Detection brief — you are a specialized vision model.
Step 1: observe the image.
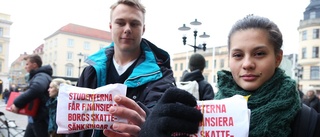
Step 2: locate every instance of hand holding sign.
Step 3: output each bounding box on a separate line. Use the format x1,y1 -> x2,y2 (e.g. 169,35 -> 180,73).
103,95 -> 146,137
139,87 -> 203,137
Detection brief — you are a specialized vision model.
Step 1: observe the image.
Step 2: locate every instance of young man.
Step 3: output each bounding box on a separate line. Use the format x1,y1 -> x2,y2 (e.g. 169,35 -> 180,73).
11,54 -> 52,137
68,0 -> 175,137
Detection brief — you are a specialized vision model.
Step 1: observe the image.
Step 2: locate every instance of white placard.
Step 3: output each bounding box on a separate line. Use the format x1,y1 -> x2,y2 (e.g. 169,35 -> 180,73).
56,84 -> 127,134
195,95 -> 250,137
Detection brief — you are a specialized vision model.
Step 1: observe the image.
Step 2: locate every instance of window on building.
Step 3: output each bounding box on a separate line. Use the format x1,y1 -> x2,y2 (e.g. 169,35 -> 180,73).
67,39 -> 74,47
302,30 -> 307,41
175,63 -> 177,71
214,59 -> 216,68
313,29 -> 320,39
53,65 -> 56,76
0,61 -> 2,72
0,44 -> 2,53
180,63 -> 183,71
302,48 -> 306,59
310,11 -> 316,19
54,51 -> 57,61
205,60 -> 209,69
0,27 -> 3,36
310,66 -> 320,80
204,75 -> 208,81
220,59 -> 224,68
312,47 -> 319,58
65,64 -> 74,77
67,52 -> 73,60
83,42 -> 90,50
54,38 -> 58,46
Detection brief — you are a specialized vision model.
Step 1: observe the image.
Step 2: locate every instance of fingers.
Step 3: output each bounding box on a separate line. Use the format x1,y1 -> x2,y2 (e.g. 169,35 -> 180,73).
110,95 -> 146,126
103,129 -> 131,137
103,122 -> 140,137
107,95 -> 145,136
160,87 -> 197,107
10,105 -> 19,113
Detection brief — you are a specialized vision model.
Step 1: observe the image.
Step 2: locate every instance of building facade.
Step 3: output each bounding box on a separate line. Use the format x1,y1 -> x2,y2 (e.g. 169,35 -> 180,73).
43,23 -> 112,78
0,13 -> 13,91
8,23 -> 112,86
298,0 -> 320,92
9,53 -> 28,91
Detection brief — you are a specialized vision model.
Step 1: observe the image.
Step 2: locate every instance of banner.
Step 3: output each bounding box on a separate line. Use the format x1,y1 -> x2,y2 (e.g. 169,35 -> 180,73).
56,84 -> 127,134
195,95 -> 250,137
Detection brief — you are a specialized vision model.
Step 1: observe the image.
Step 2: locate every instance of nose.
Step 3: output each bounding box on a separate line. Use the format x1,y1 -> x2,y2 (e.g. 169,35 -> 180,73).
242,57 -> 255,70
124,24 -> 132,34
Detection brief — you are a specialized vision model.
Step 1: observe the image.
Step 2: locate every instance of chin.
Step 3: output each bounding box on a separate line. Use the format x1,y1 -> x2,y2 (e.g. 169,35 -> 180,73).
240,84 -> 259,92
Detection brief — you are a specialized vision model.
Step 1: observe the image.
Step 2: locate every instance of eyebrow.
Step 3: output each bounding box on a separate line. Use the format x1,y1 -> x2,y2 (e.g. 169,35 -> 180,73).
231,45 -> 267,52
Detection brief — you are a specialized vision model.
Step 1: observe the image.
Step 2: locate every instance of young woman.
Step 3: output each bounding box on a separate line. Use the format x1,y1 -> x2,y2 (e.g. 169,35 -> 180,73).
47,78 -> 71,137
213,15 -> 320,137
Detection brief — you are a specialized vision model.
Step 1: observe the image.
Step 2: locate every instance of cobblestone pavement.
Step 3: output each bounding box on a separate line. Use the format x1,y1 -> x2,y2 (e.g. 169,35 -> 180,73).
0,99 -> 27,137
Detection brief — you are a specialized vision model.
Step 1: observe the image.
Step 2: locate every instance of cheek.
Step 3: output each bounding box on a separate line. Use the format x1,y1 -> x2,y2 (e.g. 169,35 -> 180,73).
229,60 -> 241,71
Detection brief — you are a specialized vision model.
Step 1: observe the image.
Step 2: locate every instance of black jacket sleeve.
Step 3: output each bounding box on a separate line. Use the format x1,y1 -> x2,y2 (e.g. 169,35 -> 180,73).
13,73 -> 51,108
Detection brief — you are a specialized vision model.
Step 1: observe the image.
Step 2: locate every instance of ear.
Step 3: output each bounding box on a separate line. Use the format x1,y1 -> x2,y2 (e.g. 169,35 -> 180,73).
275,50 -> 283,67
109,22 -> 112,30
142,24 -> 145,35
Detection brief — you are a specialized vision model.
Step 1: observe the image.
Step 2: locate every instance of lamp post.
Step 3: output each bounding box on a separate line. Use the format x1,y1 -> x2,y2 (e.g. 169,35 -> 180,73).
178,19 -> 210,53
294,64 -> 303,90
78,52 -> 84,77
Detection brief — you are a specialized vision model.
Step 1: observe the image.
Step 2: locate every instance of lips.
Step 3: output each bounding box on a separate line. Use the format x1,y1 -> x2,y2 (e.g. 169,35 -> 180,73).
239,74 -> 260,81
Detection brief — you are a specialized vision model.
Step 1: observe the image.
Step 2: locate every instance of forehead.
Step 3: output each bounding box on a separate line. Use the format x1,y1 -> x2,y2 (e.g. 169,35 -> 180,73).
229,29 -> 272,51
111,4 -> 143,21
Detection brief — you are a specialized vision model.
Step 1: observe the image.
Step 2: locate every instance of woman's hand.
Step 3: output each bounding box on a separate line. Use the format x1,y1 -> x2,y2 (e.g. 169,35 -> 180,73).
103,95 -> 146,137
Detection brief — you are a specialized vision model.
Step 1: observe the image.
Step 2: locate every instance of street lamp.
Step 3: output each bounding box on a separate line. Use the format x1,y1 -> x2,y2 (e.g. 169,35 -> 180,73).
78,52 -> 84,77
294,64 -> 303,90
178,19 -> 210,53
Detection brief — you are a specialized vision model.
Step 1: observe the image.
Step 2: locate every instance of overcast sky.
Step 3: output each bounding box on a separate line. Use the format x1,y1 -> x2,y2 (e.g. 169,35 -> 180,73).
0,0 -> 310,65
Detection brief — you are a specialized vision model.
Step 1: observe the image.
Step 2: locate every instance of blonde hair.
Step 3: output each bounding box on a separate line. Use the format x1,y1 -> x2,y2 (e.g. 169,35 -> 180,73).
110,0 -> 146,22
51,78 -> 71,91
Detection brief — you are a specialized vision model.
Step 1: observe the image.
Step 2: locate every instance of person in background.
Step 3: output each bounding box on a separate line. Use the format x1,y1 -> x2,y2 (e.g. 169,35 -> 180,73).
11,54 -> 52,137
66,0 -> 177,137
213,14 -> 320,137
47,78 -> 71,137
303,89 -> 320,113
180,53 -> 214,100
2,88 -> 9,104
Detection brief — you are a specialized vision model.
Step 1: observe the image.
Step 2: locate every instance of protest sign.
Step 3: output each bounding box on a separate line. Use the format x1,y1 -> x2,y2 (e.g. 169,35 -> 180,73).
195,95 -> 250,137
56,83 -> 127,134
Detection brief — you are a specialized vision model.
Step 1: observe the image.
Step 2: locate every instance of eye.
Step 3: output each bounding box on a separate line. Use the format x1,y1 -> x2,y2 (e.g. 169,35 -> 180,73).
254,51 -> 266,57
115,21 -> 125,26
232,53 -> 243,58
130,21 -> 141,27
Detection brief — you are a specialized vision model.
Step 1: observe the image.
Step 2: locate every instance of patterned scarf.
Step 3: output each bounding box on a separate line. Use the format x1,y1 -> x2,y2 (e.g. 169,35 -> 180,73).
215,68 -> 301,137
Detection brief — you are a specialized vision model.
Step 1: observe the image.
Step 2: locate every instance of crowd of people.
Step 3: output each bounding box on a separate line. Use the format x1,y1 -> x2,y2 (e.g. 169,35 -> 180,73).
2,0 -> 320,137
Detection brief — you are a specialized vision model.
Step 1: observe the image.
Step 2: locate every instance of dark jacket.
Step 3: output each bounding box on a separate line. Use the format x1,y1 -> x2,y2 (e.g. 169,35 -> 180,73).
181,69 -> 214,100
303,95 -> 320,113
46,98 -> 58,133
67,38 -> 175,137
291,104 -> 320,137
13,65 -> 52,122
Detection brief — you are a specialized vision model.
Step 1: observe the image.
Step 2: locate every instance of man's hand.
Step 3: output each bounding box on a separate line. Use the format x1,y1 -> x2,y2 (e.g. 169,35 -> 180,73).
10,104 -> 20,113
103,95 -> 146,137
